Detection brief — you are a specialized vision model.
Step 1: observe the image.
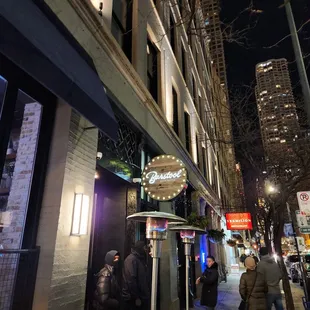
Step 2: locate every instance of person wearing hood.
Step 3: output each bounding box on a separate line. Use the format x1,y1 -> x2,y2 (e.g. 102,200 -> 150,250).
94,250 -> 121,310
122,241 -> 150,309
239,256 -> 267,310
257,247 -> 283,310
196,256 -> 219,310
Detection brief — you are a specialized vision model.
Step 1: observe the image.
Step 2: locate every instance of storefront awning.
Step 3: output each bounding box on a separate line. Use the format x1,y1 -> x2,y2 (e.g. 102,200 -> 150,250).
0,0 -> 118,141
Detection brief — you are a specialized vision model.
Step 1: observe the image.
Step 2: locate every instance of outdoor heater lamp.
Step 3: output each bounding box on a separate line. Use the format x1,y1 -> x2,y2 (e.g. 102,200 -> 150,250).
126,211 -> 186,310
169,225 -> 207,310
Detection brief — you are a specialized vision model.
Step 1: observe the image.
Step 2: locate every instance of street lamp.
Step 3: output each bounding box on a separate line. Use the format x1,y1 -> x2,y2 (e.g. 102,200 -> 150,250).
127,211 -> 186,310
267,185 -> 276,194
169,225 -> 206,310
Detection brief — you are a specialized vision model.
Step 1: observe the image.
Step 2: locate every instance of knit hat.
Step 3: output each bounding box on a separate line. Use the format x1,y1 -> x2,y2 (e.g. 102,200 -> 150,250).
259,247 -> 269,256
245,257 -> 256,270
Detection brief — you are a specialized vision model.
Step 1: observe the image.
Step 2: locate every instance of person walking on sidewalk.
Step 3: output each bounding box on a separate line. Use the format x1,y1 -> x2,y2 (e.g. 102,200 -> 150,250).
257,247 -> 283,310
122,241 -> 150,310
196,255 -> 219,310
239,256 -> 268,310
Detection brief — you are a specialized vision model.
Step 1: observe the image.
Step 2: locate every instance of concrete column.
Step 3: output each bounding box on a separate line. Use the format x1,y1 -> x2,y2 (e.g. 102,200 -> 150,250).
159,201 -> 179,310
33,101 -> 98,310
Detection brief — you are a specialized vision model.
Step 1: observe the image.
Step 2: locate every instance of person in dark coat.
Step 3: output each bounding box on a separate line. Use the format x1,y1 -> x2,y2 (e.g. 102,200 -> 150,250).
122,241 -> 150,310
94,250 -> 121,310
196,255 -> 219,310
239,257 -> 268,310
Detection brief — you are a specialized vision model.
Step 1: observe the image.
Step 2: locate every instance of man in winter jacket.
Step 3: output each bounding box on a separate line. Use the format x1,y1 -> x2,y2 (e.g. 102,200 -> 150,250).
122,241 -> 150,310
94,250 -> 121,310
257,247 -> 283,310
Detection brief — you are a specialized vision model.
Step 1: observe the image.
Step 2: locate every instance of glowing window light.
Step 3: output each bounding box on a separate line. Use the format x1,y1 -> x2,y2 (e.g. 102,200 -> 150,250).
71,193 -> 90,236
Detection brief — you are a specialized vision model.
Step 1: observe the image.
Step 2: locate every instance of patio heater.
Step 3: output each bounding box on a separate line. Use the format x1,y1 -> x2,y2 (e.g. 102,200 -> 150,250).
127,211 -> 186,310
169,225 -> 206,310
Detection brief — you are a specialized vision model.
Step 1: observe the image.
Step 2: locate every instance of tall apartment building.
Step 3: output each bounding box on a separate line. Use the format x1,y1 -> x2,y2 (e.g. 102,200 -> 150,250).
0,1 -> 240,309
201,0 -> 228,92
255,58 -> 299,165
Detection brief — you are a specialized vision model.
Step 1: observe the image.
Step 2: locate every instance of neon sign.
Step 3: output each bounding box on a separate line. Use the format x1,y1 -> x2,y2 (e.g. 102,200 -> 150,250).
146,170 -> 183,184
142,155 -> 187,201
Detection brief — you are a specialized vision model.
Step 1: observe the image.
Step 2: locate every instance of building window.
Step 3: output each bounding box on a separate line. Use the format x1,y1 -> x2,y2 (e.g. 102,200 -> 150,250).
196,134 -> 200,166
178,0 -> 183,17
112,0 -> 132,61
191,74 -> 197,108
202,147 -> 207,178
181,45 -> 186,80
172,87 -> 179,135
184,111 -> 191,153
147,37 -> 159,103
170,12 -> 176,54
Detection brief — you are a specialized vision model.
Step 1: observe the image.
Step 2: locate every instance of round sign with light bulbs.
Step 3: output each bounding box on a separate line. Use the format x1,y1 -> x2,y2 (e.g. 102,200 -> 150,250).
142,155 -> 187,201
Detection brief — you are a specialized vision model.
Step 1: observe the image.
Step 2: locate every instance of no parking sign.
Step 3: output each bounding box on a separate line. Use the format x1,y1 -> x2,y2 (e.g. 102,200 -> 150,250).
297,192 -> 310,213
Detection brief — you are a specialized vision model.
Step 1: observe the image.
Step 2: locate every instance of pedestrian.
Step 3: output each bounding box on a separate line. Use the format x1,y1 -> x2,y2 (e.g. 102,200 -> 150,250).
251,253 -> 259,265
196,255 -> 219,310
239,256 -> 268,310
240,253 -> 247,264
122,241 -> 150,310
94,250 -> 121,310
257,247 -> 283,310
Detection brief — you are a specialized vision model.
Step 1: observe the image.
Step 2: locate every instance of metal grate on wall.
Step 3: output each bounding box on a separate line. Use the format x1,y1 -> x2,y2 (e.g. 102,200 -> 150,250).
98,114 -> 139,166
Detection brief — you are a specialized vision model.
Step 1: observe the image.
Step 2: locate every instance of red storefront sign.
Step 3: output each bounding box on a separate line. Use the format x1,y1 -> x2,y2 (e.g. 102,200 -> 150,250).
225,213 -> 253,230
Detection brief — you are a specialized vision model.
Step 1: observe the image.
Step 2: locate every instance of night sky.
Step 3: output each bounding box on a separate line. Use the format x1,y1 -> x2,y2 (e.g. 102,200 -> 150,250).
221,0 -> 310,209
222,0 -> 309,89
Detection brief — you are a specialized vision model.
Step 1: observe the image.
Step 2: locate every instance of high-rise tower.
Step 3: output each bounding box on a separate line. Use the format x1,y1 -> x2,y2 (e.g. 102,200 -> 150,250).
255,58 -> 299,165
201,0 -> 228,92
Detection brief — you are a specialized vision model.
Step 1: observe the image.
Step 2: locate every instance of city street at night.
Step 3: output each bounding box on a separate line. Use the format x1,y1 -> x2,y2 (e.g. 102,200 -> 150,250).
0,0 -> 309,310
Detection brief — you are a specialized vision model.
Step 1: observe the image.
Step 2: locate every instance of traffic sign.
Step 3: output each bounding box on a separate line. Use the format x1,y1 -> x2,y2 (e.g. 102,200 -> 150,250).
296,210 -> 310,234
297,191 -> 310,213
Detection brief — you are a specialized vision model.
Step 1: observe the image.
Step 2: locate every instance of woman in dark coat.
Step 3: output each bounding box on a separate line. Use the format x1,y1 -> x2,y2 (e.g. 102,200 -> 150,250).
196,256 -> 219,310
239,257 -> 268,310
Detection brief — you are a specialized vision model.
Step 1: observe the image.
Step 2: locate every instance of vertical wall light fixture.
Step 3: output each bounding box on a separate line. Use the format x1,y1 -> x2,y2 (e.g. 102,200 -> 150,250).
71,193 -> 90,236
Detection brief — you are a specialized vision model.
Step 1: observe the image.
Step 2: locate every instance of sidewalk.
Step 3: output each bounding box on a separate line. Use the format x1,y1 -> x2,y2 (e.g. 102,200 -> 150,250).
193,272 -> 305,309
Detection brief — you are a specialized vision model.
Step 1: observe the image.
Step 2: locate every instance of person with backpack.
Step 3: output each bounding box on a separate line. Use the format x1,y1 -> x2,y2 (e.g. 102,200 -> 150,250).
239,256 -> 268,310
94,250 -> 121,310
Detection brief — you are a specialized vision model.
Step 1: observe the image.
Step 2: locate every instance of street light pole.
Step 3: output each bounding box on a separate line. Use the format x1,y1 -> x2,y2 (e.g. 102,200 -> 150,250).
286,202 -> 309,301
284,0 -> 310,125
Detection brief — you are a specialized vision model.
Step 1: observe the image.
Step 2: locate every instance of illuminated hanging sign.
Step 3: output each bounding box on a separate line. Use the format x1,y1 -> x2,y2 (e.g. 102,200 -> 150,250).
225,213 -> 253,230
142,155 -> 187,201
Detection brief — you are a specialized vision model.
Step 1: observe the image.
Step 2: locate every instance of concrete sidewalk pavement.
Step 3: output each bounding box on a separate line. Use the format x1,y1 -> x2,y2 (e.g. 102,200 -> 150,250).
194,273 -> 305,310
